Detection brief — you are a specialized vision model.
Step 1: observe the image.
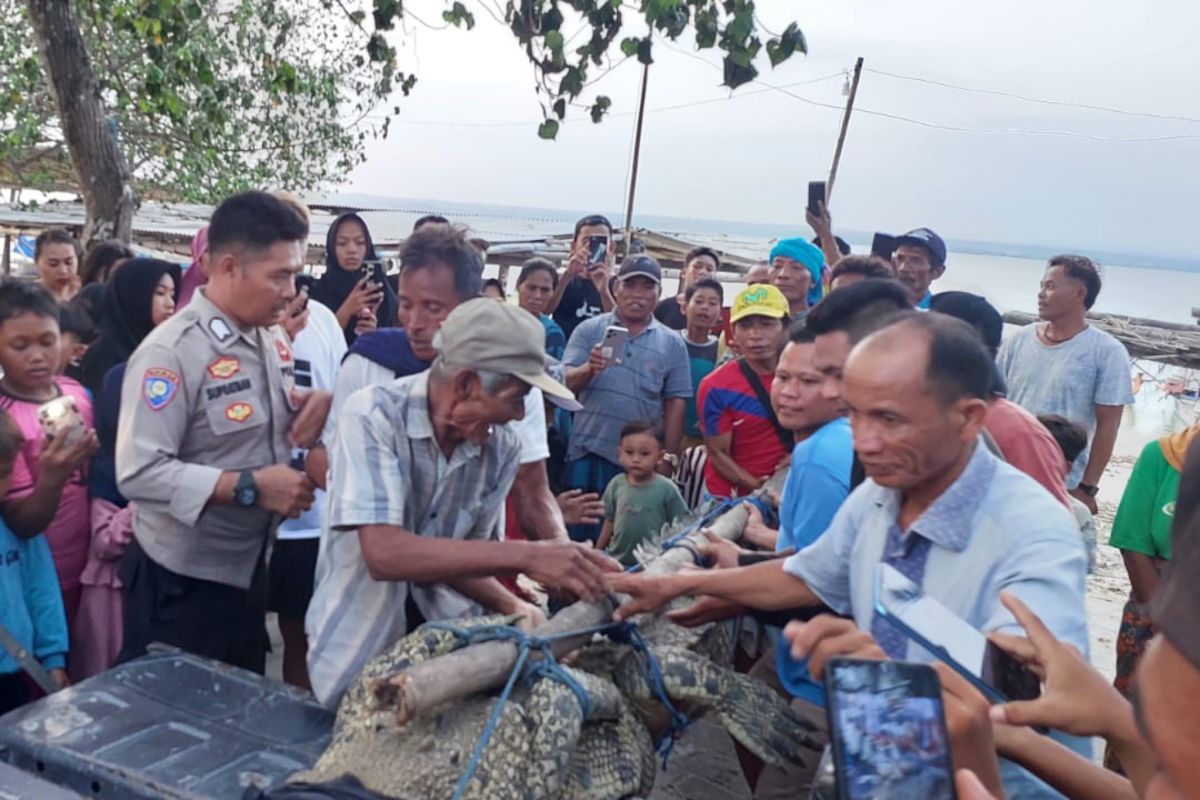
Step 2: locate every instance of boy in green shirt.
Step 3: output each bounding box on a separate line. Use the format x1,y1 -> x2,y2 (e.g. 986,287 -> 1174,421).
599,422 -> 689,567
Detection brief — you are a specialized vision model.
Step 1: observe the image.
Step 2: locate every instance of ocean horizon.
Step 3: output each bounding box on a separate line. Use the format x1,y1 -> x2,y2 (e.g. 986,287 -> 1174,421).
321,191 -> 1200,274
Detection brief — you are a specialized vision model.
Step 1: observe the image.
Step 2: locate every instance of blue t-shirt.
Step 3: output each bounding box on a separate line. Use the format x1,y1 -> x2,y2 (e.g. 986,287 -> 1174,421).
774,417 -> 854,705
0,517 -> 68,675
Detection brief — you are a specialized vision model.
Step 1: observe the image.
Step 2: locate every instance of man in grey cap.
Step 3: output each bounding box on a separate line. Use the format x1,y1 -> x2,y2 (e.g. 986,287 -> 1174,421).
562,254 -> 693,543
305,298 -> 619,708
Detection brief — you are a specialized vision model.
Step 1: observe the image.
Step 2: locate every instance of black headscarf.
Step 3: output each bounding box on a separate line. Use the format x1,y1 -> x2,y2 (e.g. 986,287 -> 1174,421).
79,257 -> 181,396
310,212 -> 397,345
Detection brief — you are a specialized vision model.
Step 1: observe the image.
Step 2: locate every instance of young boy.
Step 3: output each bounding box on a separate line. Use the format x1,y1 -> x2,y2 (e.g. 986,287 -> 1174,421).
598,421 -> 689,567
679,278 -> 722,450
0,407 -> 69,713
1039,414 -> 1098,572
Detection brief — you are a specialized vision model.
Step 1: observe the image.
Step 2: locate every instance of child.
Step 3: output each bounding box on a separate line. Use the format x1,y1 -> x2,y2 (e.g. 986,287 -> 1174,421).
57,300 -> 96,385
598,422 -> 689,567
679,278 -> 722,452
0,407 -> 69,713
1038,414 -> 1098,573
0,282 -> 98,633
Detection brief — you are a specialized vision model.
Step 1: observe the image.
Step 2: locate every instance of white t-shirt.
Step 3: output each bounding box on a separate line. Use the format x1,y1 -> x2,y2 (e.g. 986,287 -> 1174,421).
330,351 -> 548,465
276,301 -> 347,540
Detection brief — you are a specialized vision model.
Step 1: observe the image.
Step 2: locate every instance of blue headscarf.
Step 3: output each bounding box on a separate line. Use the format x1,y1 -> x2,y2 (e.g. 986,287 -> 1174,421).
769,238 -> 826,306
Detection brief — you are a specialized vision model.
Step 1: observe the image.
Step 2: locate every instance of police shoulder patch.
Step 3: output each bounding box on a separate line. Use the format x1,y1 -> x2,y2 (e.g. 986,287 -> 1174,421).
225,401 -> 254,423
207,355 -> 241,380
143,368 -> 181,411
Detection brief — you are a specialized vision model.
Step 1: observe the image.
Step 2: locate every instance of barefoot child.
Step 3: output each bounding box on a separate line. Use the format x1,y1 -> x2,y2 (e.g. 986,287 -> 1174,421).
0,282 -> 99,633
0,407 -> 69,713
598,421 -> 689,567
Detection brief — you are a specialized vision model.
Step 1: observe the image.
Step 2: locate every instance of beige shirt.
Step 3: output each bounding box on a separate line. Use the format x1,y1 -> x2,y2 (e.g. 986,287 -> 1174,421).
117,289 -> 297,589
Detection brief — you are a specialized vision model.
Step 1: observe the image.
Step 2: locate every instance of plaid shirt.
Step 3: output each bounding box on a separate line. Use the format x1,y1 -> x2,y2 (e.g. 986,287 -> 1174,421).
306,371 -> 520,707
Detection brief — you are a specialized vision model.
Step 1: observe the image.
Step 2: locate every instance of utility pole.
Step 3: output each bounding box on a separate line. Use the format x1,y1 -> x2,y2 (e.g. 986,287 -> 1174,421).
623,61 -> 650,254
827,57 -> 863,204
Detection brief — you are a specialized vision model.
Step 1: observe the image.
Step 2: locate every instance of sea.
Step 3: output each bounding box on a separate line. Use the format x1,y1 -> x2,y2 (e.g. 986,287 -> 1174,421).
375,194 -> 1200,456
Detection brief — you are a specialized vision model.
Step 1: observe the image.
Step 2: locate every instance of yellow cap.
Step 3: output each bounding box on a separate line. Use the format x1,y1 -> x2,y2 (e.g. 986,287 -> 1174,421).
730,284 -> 790,324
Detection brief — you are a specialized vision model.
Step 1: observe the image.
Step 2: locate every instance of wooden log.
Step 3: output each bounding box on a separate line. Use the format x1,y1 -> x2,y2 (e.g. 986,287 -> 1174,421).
1002,310 -> 1200,370
374,470 -> 789,724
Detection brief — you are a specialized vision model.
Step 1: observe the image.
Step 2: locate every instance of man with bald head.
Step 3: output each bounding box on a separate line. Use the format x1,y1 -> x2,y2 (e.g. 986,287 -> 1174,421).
611,313 -> 1089,793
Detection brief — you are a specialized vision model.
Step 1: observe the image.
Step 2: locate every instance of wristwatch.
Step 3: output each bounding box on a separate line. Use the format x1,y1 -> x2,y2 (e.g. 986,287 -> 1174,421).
1077,483 -> 1100,498
234,470 -> 259,508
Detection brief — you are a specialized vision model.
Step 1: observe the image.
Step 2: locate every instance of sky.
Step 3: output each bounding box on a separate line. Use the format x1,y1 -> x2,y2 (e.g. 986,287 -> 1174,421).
344,0 -> 1200,261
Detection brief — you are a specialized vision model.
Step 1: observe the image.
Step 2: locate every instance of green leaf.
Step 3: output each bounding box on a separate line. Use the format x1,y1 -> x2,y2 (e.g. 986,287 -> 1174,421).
589,95 -> 611,123
619,36 -> 640,57
537,118 -> 560,140
545,30 -> 564,54
442,2 -> 476,30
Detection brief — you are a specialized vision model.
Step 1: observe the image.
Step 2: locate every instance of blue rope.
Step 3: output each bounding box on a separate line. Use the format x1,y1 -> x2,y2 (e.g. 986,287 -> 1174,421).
427,617 -> 696,796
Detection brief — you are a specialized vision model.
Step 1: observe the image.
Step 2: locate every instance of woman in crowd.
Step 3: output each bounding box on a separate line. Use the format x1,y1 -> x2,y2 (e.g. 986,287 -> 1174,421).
75,240 -> 135,324
78,258 -> 181,397
34,229 -> 81,304
1103,422 -> 1195,768
309,212 -> 393,345
515,257 -> 566,360
75,258 -> 179,679
176,226 -> 209,308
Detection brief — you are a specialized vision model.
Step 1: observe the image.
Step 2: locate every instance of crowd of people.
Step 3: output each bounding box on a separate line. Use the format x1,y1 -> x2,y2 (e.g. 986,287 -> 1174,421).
0,190 -> 1197,800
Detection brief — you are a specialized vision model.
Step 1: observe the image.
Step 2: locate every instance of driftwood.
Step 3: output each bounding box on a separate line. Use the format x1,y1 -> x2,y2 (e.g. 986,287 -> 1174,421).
373,470 -> 788,724
1004,310 -> 1200,371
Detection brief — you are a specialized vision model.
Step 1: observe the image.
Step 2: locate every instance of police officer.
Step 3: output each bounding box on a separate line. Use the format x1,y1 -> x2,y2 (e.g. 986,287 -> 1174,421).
116,191 -> 330,673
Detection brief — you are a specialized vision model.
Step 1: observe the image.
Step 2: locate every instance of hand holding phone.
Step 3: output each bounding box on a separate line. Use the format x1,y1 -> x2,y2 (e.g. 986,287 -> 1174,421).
874,565 -> 1041,703
807,181 -> 827,217
586,235 -> 609,270
600,325 -> 629,365
825,658 -> 957,799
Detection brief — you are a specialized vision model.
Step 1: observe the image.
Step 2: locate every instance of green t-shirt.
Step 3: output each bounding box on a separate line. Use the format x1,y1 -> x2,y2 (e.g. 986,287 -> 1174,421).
682,334 -> 719,438
1110,440 -> 1179,559
602,473 -> 689,566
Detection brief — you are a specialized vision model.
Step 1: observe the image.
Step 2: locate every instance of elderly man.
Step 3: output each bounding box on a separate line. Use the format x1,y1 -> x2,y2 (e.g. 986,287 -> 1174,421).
306,300 -> 619,707
611,312 -> 1088,798
768,238 -> 825,323
563,254 -> 692,542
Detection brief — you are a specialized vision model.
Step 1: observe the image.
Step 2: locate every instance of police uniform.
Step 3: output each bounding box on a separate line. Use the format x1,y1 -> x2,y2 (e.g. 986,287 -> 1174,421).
115,288 -> 298,673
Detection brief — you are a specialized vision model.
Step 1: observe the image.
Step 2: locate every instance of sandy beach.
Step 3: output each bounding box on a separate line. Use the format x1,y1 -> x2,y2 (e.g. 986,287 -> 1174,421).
1086,453 -> 1137,681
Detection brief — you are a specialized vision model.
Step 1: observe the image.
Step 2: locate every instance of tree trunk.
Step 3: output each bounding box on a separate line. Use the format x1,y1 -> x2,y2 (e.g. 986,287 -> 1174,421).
25,0 -> 135,246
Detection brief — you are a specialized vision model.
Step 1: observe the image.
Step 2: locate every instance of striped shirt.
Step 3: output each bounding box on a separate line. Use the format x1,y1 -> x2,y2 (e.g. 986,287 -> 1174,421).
305,371 -> 521,708
563,312 -> 692,464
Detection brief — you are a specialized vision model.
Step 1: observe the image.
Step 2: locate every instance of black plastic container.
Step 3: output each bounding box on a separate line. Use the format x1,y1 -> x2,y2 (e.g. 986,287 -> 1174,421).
0,648 -> 333,798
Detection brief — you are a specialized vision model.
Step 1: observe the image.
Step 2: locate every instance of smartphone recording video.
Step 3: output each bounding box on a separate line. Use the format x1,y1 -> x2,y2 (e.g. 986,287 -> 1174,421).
825,658 -> 956,800
875,564 -> 1041,703
808,181 -> 827,216
586,234 -> 609,269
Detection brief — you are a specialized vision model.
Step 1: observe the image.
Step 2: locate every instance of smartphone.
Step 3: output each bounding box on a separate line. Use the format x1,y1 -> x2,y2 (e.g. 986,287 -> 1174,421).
37,395 -> 86,446
808,181 -> 827,216
871,232 -> 897,261
360,259 -> 384,286
586,234 -> 609,269
291,283 -> 310,318
875,564 -> 1041,703
825,658 -> 956,800
600,325 -> 629,365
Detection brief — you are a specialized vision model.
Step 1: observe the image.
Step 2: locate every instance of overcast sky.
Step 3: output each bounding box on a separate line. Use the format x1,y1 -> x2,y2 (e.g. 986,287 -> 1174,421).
345,0 -> 1200,260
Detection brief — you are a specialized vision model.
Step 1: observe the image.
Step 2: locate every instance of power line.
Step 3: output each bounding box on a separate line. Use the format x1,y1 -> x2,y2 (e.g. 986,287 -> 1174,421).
864,67 -> 1200,124
658,41 -> 1200,142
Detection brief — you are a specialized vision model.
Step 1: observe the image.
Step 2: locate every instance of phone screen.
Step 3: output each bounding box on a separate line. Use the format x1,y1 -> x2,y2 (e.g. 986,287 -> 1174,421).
875,564 -> 1041,702
825,658 -> 956,800
587,235 -> 608,268
808,181 -> 827,216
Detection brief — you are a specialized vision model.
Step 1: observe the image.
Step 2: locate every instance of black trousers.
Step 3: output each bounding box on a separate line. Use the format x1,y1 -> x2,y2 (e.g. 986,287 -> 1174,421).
117,540 -> 269,674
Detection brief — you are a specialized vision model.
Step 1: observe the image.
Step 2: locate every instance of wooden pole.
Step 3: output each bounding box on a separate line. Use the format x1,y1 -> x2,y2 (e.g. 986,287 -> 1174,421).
826,57 -> 864,204
373,469 -> 789,723
623,61 -> 651,254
